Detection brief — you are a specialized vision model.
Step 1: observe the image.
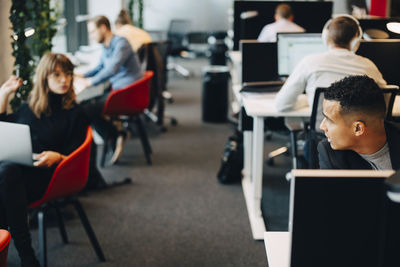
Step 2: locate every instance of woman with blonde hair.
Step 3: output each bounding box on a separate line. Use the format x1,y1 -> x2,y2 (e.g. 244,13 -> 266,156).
115,9 -> 152,52
0,52 -> 89,266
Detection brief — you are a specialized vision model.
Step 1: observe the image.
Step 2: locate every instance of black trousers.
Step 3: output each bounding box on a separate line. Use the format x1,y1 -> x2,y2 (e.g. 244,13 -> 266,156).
0,161 -> 53,260
81,91 -> 118,141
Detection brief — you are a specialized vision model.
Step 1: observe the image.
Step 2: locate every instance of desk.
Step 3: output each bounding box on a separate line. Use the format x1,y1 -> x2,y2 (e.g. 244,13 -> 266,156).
264,231 -> 290,267
74,78 -> 109,102
242,92 -> 310,239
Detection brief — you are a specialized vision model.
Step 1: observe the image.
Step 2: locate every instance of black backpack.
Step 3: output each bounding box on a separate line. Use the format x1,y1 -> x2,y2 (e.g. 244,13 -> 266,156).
217,131 -> 243,184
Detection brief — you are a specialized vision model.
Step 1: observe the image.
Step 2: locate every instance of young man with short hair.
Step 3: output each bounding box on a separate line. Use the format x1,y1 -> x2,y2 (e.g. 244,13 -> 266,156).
318,75 -> 400,170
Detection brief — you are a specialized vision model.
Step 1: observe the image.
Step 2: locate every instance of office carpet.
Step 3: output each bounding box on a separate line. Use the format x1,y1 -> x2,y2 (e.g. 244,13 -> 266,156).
6,58 -> 291,267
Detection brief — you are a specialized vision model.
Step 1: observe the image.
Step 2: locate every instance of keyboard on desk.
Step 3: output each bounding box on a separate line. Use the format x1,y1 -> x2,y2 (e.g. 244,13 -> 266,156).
240,81 -> 284,93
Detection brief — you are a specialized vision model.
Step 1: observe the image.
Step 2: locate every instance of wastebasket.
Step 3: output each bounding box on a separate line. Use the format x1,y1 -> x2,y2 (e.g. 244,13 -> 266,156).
208,32 -> 228,65
202,66 -> 230,122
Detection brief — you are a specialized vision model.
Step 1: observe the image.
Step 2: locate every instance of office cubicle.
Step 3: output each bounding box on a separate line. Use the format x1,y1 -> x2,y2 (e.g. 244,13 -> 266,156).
233,1 -> 333,50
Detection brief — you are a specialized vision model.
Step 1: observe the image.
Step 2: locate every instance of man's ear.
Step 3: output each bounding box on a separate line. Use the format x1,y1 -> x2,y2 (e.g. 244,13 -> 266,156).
353,121 -> 366,137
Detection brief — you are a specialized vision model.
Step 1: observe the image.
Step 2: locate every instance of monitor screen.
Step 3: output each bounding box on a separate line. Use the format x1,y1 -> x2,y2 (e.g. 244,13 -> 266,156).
289,169 -> 394,267
356,40 -> 400,85
233,1 -> 333,50
241,41 -> 278,83
277,33 -> 327,76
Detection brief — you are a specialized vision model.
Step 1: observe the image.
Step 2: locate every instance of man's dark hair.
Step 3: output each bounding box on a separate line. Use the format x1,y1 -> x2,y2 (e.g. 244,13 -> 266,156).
327,16 -> 359,48
90,15 -> 111,30
325,75 -> 386,118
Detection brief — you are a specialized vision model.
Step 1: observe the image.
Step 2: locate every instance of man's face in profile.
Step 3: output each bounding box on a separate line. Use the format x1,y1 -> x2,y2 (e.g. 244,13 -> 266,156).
320,99 -> 356,150
87,22 -> 105,44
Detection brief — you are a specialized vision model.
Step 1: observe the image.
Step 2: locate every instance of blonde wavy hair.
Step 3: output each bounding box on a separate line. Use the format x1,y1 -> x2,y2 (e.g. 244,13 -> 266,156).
29,53 -> 76,118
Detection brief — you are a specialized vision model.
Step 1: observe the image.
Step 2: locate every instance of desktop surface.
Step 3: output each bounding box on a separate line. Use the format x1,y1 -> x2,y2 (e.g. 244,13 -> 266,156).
277,33 -> 327,77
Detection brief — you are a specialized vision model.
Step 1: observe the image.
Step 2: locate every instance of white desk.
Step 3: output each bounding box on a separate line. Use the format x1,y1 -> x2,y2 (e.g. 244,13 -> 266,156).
242,92 -> 310,239
264,231 -> 290,267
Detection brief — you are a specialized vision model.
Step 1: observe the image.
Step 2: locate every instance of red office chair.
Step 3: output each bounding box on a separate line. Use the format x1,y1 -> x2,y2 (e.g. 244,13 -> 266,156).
101,70 -> 154,166
0,229 -> 11,267
29,127 -> 105,267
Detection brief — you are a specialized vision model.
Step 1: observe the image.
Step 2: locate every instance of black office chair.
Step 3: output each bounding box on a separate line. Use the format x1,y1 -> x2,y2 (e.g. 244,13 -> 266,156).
167,19 -> 192,78
137,41 -> 178,132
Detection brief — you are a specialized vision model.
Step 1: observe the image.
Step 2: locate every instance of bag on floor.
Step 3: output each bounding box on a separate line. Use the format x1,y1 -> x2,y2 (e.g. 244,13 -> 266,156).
217,131 -> 243,184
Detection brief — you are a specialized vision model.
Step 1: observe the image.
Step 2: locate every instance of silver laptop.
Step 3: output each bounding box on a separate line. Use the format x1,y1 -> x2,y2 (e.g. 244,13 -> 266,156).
0,121 -> 33,166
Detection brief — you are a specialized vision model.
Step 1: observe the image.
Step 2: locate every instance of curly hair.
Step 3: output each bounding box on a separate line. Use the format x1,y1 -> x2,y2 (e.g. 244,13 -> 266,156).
324,75 -> 386,118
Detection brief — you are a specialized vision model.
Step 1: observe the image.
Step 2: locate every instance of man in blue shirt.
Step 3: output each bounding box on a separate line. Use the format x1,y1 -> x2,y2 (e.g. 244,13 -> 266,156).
80,15 -> 143,164
81,15 -> 142,89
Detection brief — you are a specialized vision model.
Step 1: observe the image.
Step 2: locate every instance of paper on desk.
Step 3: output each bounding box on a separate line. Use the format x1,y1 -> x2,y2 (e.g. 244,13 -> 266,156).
73,77 -> 86,95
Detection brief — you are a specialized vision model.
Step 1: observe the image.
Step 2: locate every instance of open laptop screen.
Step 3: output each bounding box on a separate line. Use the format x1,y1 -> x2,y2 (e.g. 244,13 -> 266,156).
277,33 -> 327,77
240,40 -> 278,83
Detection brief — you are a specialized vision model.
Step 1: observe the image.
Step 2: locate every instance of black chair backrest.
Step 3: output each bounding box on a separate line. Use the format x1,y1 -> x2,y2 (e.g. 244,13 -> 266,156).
137,41 -> 171,110
307,88 -> 326,169
167,19 -> 191,54
384,88 -> 400,122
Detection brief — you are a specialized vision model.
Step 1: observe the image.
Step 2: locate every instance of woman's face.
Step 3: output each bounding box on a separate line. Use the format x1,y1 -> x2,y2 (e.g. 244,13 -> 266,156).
47,65 -> 72,94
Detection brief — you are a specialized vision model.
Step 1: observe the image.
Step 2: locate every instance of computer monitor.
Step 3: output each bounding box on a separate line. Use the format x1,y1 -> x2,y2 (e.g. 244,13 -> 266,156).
233,1 -> 333,50
240,40 -> 278,83
289,169 -> 395,267
277,33 -> 327,77
356,39 -> 400,85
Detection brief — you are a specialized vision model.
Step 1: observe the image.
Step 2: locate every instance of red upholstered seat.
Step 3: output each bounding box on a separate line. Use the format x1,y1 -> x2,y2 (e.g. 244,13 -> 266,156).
100,71 -> 154,166
0,229 -> 11,267
29,127 -> 105,267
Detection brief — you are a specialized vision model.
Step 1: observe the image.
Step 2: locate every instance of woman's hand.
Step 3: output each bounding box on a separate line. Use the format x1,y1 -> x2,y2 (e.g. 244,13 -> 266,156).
0,76 -> 22,96
33,151 -> 65,168
0,76 -> 22,114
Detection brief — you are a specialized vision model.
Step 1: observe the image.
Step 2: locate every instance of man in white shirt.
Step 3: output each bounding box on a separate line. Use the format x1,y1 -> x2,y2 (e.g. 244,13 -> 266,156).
274,16 -> 386,112
257,4 -> 305,42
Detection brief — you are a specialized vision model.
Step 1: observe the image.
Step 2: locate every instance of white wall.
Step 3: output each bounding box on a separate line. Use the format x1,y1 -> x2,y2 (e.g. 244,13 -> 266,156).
143,0 -> 233,32
0,0 -> 14,83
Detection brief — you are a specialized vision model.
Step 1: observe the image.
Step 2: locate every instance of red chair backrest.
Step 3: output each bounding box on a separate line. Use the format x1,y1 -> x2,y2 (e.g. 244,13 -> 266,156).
102,71 -> 154,116
0,229 -> 11,267
29,127 -> 93,208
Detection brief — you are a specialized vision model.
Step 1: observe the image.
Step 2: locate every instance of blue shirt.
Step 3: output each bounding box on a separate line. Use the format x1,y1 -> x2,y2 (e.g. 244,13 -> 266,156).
84,35 -> 143,90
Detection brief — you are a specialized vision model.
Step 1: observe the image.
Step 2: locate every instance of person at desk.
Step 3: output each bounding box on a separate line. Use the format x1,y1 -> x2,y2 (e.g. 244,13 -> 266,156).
0,53 -> 89,266
318,75 -> 400,170
115,9 -> 152,52
257,3 -> 305,42
274,15 -> 386,112
77,15 -> 143,164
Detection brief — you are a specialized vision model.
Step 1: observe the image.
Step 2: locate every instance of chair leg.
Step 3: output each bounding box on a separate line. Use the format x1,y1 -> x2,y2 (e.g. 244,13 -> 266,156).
38,210 -> 47,267
134,116 -> 152,165
100,135 -> 109,167
72,200 -> 106,262
290,131 -> 298,169
54,206 -> 68,244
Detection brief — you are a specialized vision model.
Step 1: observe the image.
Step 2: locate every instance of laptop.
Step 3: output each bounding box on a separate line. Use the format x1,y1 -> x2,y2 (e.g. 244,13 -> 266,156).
0,121 -> 34,166
240,40 -> 284,93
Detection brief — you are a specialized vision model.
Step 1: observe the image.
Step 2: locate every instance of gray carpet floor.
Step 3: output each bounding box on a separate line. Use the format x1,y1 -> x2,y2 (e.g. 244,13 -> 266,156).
6,58 -> 292,267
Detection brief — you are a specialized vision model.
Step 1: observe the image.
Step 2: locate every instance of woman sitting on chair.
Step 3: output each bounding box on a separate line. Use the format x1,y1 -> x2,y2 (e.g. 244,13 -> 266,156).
0,53 -> 89,267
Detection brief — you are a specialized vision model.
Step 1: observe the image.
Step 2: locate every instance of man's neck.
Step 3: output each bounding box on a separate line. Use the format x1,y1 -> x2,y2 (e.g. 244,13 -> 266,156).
103,32 -> 114,47
354,129 -> 387,155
